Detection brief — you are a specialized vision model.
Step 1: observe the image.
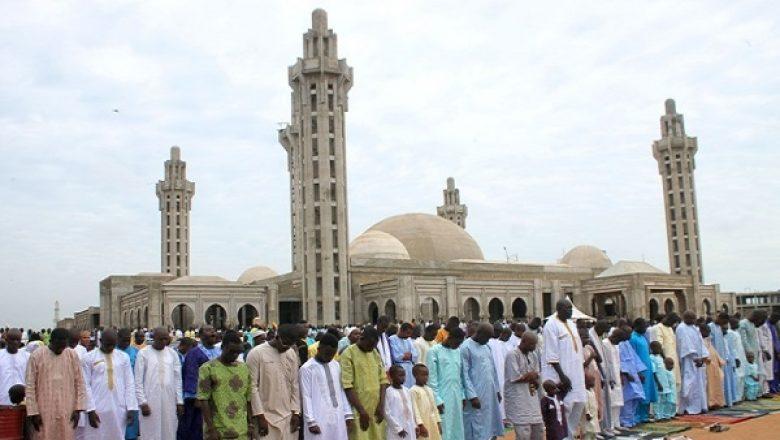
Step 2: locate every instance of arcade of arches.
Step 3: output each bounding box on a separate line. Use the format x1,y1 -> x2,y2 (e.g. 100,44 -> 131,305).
365,296 -> 530,324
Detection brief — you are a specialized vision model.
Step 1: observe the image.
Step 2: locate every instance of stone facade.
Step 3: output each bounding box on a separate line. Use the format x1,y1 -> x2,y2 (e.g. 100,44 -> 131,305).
652,100 -> 703,282
279,9 -> 352,325
73,306 -> 100,330
437,177 -> 468,228
156,146 -> 195,277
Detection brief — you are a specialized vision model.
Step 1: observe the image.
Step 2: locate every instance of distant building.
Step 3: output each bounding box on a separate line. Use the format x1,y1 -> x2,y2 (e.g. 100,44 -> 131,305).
735,290 -> 780,315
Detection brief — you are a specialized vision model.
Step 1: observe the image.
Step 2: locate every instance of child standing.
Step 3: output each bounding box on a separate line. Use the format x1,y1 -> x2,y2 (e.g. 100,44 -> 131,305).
385,365 -> 418,439
541,380 -> 568,440
409,364 -> 441,440
744,352 -> 761,401
654,357 -> 677,420
649,342 -> 673,420
580,372 -> 600,440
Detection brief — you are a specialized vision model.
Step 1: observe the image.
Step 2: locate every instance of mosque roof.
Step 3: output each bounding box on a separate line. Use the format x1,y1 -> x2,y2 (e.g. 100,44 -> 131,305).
237,266 -> 278,284
365,213 -> 484,262
596,260 -> 666,278
560,245 -> 612,270
165,275 -> 236,285
349,230 -> 410,260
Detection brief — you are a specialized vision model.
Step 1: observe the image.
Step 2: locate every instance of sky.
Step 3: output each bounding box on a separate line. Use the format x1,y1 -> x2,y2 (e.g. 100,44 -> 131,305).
1,0 -> 778,328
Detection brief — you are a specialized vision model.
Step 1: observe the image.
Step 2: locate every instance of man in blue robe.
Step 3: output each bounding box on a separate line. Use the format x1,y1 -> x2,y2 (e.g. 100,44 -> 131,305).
616,328 -> 645,428
118,328 -> 139,440
388,322 -> 418,388
428,328 -> 467,440
179,325 -> 221,440
768,314 -> 780,393
708,313 -> 736,406
629,319 -> 656,424
461,323 -> 504,440
676,311 -> 709,414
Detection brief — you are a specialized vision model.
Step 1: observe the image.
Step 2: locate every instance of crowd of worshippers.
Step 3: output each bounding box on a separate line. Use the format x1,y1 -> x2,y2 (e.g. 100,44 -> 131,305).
0,301 -> 778,440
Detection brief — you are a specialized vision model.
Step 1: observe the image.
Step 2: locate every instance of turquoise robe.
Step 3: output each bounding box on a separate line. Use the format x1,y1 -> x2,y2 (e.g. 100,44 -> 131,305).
460,338 -> 503,440
427,344 -> 465,440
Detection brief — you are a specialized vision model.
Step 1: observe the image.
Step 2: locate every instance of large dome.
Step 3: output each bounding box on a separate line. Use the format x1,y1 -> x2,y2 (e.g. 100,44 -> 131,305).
349,230 -> 410,260
237,266 -> 278,284
366,213 -> 484,262
560,245 -> 612,270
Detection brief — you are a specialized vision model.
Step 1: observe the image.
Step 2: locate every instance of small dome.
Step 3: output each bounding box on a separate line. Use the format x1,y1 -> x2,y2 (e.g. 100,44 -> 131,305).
560,245 -> 612,270
237,266 -> 278,284
350,230 -> 410,260
367,213 -> 484,262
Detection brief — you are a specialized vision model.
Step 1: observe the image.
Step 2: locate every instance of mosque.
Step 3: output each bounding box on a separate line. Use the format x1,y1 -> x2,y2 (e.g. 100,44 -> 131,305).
87,9 -> 735,330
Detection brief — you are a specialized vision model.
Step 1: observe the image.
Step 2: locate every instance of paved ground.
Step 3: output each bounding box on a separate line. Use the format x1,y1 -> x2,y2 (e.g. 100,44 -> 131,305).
686,411 -> 780,439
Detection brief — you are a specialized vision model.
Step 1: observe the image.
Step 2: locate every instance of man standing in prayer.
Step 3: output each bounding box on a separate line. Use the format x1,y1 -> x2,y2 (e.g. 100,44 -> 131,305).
25,327 -> 88,440
654,313 -> 681,405
629,319 -> 656,424
461,323 -> 503,440
413,324 -> 438,367
0,329 -> 29,405
676,312 -> 709,415
376,316 -> 393,372
427,328 -> 466,440
543,299 -> 586,439
180,325 -> 221,440
300,333 -> 353,440
708,313 -> 736,406
616,328 -> 645,428
117,328 -> 140,440
488,325 -> 512,421
601,326 -> 623,433
739,311 -> 761,382
504,332 -> 543,440
389,323 -> 418,388
340,326 -> 389,440
757,311 -> 775,395
81,329 -> 138,439
768,314 -> 780,393
198,330 -> 254,440
135,327 -> 183,440
726,317 -> 747,402
247,323 -> 301,439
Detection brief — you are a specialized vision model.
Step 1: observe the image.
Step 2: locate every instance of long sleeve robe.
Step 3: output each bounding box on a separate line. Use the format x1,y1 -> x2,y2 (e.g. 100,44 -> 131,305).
602,339 -> 623,408
246,343 -> 300,440
725,329 -> 747,402
757,322 -> 775,393
134,347 -> 183,440
460,338 -> 503,440
81,349 -> 138,440
487,337 -> 511,420
25,347 -> 87,440
655,324 -> 681,390
384,386 -> 417,440
542,318 -> 586,407
411,385 -> 441,440
299,357 -> 352,440
676,324 -> 708,415
413,337 -> 435,367
769,323 -> 780,392
426,345 -> 465,440
0,349 -> 29,405
340,344 -> 388,440
618,340 -> 645,404
389,335 -> 418,388
703,338 -> 726,408
708,323 -> 736,406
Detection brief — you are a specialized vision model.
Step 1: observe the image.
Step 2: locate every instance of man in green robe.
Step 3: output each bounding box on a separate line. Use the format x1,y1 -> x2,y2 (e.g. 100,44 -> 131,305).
340,326 -> 388,440
427,327 -> 466,440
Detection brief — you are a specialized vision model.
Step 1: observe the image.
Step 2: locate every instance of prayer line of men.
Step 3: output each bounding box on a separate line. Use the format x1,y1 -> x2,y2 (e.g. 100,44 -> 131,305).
1,301 -> 778,440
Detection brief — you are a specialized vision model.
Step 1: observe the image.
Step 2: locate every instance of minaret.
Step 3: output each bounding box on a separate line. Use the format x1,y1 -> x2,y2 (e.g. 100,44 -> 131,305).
437,177 -> 468,228
156,146 -> 195,277
54,300 -> 60,326
652,99 -> 703,283
279,9 -> 352,325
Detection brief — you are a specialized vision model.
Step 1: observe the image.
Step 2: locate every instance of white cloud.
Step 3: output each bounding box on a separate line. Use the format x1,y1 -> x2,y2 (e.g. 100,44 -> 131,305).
1,0 -> 778,327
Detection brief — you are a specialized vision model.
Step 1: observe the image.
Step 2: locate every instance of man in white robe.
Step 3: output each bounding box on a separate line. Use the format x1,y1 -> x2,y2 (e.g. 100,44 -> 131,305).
0,329 -> 29,405
70,329 -> 94,440
299,333 -> 353,440
134,328 -> 183,440
488,325 -> 512,421
676,312 -> 708,414
82,329 -> 138,440
757,311 -> 775,395
727,317 -> 747,402
543,299 -> 586,440
376,316 -> 393,371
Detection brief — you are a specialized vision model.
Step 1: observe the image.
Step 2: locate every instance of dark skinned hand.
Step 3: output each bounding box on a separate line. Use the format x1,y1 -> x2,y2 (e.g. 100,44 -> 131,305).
374,406 -> 384,424
290,413 -> 300,433
346,419 -> 355,433
358,410 -> 370,431
140,403 -> 151,417
437,404 -> 444,414
469,397 -> 481,409
497,392 -> 502,403
88,410 -> 100,428
70,410 -> 81,429
309,425 -> 322,434
28,415 -> 42,432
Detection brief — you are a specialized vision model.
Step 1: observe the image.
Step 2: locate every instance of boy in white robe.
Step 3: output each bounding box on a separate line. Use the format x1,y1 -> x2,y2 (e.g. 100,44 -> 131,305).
82,329 -> 138,440
757,314 -> 775,395
0,329 -> 29,405
299,334 -> 353,440
134,328 -> 183,440
385,365 -> 417,440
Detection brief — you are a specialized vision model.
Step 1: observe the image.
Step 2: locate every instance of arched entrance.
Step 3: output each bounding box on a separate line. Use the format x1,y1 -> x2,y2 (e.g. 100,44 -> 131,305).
171,304 -> 194,330
593,292 -> 625,318
237,304 -> 258,328
702,299 -> 711,316
488,298 -> 504,322
205,304 -> 227,329
143,306 -> 149,327
384,300 -> 396,320
421,297 -> 439,322
464,298 -> 480,321
664,298 -> 675,314
649,299 -> 659,320
721,303 -> 729,314
368,302 -> 379,324
512,298 -> 527,319
136,309 -> 141,329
